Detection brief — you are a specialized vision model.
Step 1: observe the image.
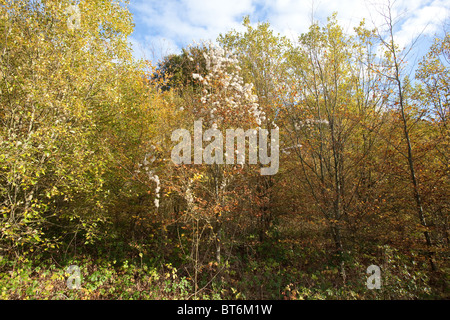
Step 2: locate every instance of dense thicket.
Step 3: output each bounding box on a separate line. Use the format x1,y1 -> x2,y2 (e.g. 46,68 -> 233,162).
0,1 -> 448,299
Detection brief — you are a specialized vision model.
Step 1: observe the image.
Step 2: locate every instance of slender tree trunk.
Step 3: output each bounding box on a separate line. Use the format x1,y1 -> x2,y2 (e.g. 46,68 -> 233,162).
394,59 -> 436,271
377,0 -> 437,272
215,229 -> 221,264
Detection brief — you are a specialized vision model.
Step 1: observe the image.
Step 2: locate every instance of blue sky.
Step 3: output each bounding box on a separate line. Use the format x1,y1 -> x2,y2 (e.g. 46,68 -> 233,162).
127,0 -> 449,65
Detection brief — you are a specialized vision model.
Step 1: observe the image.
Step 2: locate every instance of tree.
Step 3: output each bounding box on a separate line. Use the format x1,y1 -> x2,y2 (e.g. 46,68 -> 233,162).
152,45 -> 208,93
414,29 -> 450,258
0,0 -> 150,254
279,13 -> 392,282
218,17 -> 288,242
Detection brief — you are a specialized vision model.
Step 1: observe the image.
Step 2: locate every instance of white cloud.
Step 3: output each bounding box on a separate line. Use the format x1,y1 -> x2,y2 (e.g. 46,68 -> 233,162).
129,0 -> 255,62
130,35 -> 181,63
258,0 -> 311,41
128,0 -> 449,62
182,0 -> 254,29
393,0 -> 449,50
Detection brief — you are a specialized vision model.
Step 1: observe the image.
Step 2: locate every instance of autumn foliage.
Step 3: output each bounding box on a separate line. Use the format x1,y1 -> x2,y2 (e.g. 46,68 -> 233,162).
0,0 -> 448,300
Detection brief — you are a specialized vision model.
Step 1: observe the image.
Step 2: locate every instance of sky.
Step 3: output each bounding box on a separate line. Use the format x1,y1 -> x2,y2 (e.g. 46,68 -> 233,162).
127,0 -> 449,65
